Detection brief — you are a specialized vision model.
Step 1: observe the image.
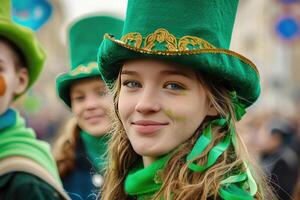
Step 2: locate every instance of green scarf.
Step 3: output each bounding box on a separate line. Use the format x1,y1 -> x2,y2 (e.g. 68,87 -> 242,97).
124,119 -> 256,200
0,108 -> 61,185
80,130 -> 109,172
125,154 -> 171,200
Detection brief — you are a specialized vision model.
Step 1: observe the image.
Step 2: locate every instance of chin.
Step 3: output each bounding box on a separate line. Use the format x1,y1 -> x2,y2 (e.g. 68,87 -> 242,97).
133,145 -> 167,157
85,126 -> 108,136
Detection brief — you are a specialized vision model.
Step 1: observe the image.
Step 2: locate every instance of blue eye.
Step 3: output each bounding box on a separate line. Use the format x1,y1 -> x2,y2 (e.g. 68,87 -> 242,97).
165,82 -> 184,90
123,81 -> 142,88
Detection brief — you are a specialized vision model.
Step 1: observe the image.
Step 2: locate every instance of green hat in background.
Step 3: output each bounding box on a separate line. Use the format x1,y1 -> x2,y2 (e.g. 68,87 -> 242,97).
56,15 -> 123,107
97,0 -> 260,107
0,0 -> 46,93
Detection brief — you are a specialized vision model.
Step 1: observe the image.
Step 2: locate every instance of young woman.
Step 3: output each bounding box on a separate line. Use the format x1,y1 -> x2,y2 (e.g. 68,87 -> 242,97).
53,15 -> 123,199
97,0 -> 276,199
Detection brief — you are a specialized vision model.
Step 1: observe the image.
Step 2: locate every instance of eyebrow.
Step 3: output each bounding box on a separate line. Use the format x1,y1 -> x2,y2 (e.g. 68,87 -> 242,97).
121,69 -> 193,79
160,69 -> 194,79
120,70 -> 138,76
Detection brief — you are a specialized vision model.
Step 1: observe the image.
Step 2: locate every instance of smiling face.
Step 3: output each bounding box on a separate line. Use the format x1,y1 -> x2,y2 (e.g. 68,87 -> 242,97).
0,39 -> 28,115
70,77 -> 113,136
118,59 -> 216,165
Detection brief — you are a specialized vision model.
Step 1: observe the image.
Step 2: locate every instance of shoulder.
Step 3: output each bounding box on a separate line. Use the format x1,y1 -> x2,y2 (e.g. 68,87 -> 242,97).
0,172 -> 63,200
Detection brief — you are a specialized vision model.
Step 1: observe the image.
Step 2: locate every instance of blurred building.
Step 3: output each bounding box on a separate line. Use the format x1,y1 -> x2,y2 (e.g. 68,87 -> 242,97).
232,0 -> 300,115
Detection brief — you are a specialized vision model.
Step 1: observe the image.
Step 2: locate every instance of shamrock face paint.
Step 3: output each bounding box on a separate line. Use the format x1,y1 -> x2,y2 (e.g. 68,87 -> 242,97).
118,59 -> 216,166
0,75 -> 6,96
163,109 -> 186,121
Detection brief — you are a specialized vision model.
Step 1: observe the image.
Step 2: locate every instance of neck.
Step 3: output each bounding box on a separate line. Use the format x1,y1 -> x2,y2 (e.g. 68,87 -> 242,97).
142,156 -> 158,167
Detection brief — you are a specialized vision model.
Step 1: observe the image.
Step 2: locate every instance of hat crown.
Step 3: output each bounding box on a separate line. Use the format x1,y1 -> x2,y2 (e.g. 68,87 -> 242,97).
121,0 -> 238,49
0,0 -> 11,19
69,15 -> 123,70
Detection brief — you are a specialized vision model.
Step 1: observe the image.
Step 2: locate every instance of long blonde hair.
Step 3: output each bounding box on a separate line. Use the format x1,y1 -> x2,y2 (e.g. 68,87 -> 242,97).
101,67 -> 276,200
52,118 -> 81,178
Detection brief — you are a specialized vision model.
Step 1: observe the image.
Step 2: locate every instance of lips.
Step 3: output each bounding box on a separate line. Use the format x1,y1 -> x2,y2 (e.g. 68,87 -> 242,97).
132,120 -> 169,134
85,115 -> 105,124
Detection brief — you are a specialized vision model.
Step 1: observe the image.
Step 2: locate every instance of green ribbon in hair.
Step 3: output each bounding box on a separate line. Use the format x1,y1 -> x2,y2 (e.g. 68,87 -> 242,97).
186,116 -> 257,200
230,91 -> 246,121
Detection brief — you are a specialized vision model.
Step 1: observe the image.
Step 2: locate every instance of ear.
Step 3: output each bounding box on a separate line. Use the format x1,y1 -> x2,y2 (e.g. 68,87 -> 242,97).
14,68 -> 29,95
207,102 -> 218,117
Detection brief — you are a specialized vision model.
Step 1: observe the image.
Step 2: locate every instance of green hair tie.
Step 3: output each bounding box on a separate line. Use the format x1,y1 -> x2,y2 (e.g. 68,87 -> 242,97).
187,118 -> 228,172
230,91 -> 246,121
186,118 -> 257,199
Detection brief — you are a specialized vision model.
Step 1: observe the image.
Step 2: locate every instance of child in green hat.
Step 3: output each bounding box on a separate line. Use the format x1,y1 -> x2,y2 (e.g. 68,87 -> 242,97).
0,0 -> 70,199
53,15 -> 123,199
98,0 -> 276,199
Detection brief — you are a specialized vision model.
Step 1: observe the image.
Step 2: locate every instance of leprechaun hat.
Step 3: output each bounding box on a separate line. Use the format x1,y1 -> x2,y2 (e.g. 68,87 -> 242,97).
56,15 -> 123,107
97,0 -> 260,107
0,0 -> 46,93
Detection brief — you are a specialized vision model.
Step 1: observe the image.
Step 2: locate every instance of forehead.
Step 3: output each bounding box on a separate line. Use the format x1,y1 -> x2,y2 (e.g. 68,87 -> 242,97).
70,77 -> 105,92
122,59 -> 197,77
0,40 -> 16,62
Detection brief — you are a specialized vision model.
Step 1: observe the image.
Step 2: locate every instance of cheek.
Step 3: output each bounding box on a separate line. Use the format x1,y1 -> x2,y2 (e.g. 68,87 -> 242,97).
71,102 -> 83,119
118,92 -> 135,121
0,75 -> 6,96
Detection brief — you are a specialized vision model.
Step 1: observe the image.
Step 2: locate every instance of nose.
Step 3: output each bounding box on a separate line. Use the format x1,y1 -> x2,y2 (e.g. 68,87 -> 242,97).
135,87 -> 161,114
84,94 -> 99,110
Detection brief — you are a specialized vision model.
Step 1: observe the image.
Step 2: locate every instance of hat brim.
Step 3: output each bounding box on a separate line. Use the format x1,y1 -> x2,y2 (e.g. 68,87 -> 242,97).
0,18 -> 45,92
98,34 -> 260,107
56,68 -> 101,108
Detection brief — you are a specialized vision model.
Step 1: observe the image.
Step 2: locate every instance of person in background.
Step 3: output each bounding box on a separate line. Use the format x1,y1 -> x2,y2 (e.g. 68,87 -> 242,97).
53,15 -> 123,199
0,0 -> 70,199
260,117 -> 299,200
97,0 -> 276,199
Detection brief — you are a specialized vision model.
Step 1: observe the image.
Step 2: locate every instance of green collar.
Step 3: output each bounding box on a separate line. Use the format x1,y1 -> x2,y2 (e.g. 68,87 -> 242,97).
79,131 -> 109,171
125,154 -> 171,199
0,108 -> 61,185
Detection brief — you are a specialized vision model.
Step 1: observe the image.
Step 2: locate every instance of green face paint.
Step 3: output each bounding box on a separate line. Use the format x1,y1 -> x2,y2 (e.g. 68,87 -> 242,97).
0,75 -> 6,96
163,109 -> 186,121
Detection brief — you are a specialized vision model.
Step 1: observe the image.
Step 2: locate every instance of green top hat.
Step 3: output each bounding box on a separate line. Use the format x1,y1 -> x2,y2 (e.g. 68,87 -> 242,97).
56,15 -> 123,107
97,0 -> 260,108
0,0 -> 46,93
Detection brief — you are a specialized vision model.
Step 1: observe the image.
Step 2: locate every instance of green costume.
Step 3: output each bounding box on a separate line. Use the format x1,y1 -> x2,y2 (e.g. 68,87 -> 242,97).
0,0 -> 69,199
55,15 -> 123,199
97,0 -> 260,199
80,131 -> 110,172
0,109 -> 69,200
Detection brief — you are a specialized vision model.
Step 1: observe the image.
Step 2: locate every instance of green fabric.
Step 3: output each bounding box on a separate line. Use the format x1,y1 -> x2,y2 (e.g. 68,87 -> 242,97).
125,154 -> 171,199
79,130 -> 109,171
187,118 -> 228,172
56,15 -> 123,107
124,117 -> 258,199
230,91 -> 246,121
0,0 -> 45,93
0,109 -> 61,185
97,0 -> 261,107
186,118 -> 257,199
0,172 -> 63,200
